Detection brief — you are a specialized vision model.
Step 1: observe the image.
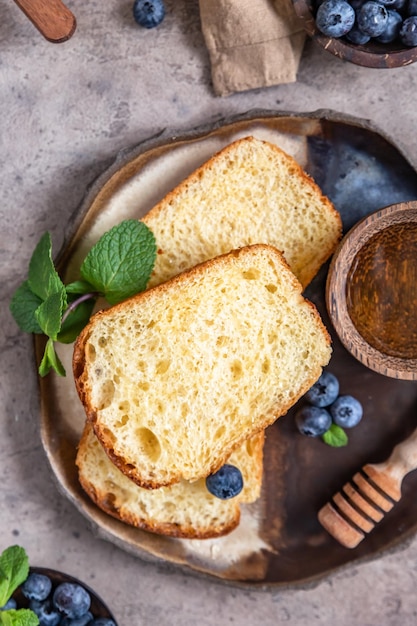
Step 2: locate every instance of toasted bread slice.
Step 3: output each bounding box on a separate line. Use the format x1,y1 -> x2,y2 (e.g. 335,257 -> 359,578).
76,423 -> 264,539
143,136 -> 341,290
73,244 -> 331,489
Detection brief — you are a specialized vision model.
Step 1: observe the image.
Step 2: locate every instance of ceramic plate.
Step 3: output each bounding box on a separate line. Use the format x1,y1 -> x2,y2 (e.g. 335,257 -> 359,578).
38,109 -> 417,587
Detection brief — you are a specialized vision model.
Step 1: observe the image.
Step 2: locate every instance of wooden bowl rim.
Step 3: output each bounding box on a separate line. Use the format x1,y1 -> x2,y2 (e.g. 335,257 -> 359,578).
326,201 -> 417,380
292,0 -> 417,68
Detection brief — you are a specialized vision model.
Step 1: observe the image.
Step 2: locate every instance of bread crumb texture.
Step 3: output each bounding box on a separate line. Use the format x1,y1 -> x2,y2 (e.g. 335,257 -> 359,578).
143,136 -> 342,289
74,244 -> 331,488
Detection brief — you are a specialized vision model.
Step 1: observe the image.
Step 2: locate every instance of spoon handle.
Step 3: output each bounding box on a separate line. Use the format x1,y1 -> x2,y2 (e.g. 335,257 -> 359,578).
14,0 -> 76,43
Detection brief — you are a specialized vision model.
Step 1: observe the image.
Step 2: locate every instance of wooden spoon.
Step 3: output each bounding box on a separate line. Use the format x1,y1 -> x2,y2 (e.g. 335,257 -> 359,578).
318,427 -> 417,548
13,0 -> 76,43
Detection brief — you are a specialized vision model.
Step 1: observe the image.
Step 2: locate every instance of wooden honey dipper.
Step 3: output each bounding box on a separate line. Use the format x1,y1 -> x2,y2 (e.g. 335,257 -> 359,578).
318,427 -> 417,548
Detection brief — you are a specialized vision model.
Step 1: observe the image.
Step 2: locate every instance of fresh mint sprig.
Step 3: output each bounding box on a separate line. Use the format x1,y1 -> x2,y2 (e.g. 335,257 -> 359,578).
0,545 -> 38,626
10,220 -> 156,377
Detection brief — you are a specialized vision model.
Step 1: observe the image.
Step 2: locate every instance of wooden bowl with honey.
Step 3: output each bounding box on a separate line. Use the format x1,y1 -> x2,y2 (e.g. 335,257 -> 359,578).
326,201 -> 417,380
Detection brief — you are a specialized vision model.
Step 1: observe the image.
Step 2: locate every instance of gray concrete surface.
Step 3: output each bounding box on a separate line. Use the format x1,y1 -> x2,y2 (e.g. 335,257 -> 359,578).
2,1 -> 417,624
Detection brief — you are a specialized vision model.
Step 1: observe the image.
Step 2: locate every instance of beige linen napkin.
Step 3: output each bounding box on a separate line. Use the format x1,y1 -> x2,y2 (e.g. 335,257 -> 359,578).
199,0 -> 306,96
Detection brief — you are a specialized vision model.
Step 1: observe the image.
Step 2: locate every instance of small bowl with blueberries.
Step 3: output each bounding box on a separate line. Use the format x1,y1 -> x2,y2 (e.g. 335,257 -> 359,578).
292,0 -> 417,67
0,545 -> 117,626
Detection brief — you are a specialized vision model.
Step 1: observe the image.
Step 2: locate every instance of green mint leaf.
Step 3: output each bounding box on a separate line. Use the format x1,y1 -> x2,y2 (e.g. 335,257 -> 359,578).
0,609 -> 39,626
80,220 -> 156,305
58,297 -> 96,344
28,233 -> 65,301
38,338 -> 66,377
65,280 -> 96,296
0,546 -> 29,607
322,424 -> 348,448
35,290 -> 66,341
9,282 -> 43,334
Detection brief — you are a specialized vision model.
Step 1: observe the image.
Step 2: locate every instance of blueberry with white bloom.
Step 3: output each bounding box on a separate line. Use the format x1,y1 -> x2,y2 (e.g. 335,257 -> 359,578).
357,1 -> 389,36
305,371 -> 340,408
330,395 -> 363,428
133,0 -> 165,28
53,583 -> 91,620
295,405 -> 332,437
206,464 -> 243,499
316,0 -> 356,36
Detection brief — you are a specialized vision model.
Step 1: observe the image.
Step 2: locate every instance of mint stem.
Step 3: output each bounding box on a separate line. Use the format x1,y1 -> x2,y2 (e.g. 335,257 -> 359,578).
61,292 -> 98,325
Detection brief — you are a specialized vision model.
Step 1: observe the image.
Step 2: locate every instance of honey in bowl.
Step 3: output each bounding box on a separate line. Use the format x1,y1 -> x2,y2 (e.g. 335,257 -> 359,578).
346,222 -> 417,360
326,201 -> 417,380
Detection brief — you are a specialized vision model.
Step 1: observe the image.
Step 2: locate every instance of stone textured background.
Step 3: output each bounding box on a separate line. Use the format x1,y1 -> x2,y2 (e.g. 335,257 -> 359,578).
2,1 -> 417,624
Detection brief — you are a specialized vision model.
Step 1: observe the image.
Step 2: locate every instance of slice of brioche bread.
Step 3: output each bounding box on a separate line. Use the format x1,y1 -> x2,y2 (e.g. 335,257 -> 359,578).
142,136 -> 342,291
76,423 -> 264,538
73,244 -> 331,489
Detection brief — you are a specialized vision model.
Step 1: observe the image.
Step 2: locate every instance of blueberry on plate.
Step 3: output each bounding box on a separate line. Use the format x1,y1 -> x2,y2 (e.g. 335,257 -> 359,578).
357,1 -> 389,36
330,395 -> 363,428
206,464 -> 243,499
91,619 -> 117,626
376,9 -> 403,42
53,582 -> 91,619
133,0 -> 165,29
400,15 -> 417,44
316,0 -> 355,36
305,371 -> 340,407
22,572 -> 52,602
295,405 -> 332,437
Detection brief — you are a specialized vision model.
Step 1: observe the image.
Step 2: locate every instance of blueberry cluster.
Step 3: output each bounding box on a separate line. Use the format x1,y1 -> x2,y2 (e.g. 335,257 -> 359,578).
315,0 -> 417,47
3,572 -> 116,626
133,0 -> 165,29
205,464 -> 244,499
295,371 -> 363,445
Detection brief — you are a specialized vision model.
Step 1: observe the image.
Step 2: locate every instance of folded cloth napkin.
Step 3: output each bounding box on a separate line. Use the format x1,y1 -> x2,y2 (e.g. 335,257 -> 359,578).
199,0 -> 306,96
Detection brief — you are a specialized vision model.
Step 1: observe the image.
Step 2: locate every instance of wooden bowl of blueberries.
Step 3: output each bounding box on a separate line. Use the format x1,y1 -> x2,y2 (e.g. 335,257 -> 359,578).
292,0 -> 417,67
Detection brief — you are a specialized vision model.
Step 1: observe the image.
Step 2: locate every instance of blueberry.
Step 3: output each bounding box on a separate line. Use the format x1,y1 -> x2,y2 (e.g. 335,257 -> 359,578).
295,405 -> 332,437
305,371 -> 340,407
133,0 -> 165,29
400,15 -> 417,44
330,395 -> 363,428
53,583 -> 91,619
0,598 -> 17,610
345,23 -> 371,42
376,9 -> 403,41
61,612 -> 94,626
377,0 -> 403,6
389,0 -> 406,9
29,599 -> 61,626
357,1 -> 389,36
205,464 -> 243,499
91,620 -> 117,626
22,573 -> 52,602
408,0 -> 417,14
348,0 -> 367,10
316,0 -> 356,36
